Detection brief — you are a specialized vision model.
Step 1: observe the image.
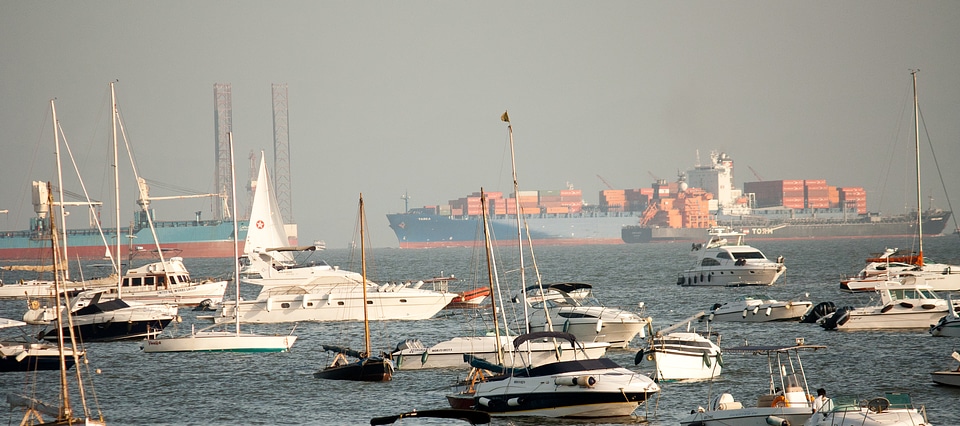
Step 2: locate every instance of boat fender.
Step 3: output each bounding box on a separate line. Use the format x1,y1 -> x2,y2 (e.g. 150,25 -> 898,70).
634,350 -> 645,365
707,274 -> 711,283
764,415 -> 789,426
716,352 -> 723,367
420,351 -> 429,365
702,351 -> 712,368
477,397 -> 492,407
677,276 -> 685,285
594,318 -> 603,334
555,376 -> 579,386
771,395 -> 787,407
562,319 -> 570,333
753,306 -> 760,315
921,303 -> 937,309
899,302 -> 914,308
742,309 -> 749,318
880,304 -> 893,313
708,313 -> 715,322
578,375 -> 597,387
700,274 -> 705,283
765,306 -> 772,316
507,397 -> 523,407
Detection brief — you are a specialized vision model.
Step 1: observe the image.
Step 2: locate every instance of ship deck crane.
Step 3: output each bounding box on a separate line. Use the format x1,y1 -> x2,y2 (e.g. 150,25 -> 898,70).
596,175 -> 616,190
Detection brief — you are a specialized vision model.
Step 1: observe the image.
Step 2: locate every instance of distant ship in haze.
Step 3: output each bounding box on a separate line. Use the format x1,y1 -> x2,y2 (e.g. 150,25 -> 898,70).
387,151 -> 951,248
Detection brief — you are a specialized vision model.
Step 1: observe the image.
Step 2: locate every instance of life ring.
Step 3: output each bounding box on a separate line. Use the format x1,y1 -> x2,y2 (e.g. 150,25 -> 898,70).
771,395 -> 787,407
29,300 -> 40,310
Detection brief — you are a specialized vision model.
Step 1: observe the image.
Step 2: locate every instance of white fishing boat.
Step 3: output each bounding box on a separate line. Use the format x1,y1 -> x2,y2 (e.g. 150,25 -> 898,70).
635,312 -> 722,381
680,339 -> 826,426
522,282 -> 649,348
803,393 -> 930,426
817,280 -> 954,331
930,351 -> 960,387
677,227 -> 785,287
707,294 -> 812,322
142,135 -> 297,353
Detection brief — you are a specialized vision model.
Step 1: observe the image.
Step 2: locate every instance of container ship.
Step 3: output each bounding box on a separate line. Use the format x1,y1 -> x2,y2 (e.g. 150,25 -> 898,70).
388,151 -> 951,248
387,189 -> 644,248
0,181 -> 248,261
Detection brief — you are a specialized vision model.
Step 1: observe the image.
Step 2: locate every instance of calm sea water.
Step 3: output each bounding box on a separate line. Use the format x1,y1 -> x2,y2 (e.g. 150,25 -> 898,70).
2,235 -> 959,425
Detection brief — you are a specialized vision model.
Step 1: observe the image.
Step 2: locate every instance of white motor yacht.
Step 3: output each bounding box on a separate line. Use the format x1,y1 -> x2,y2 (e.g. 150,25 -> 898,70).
521,282 -> 649,348
818,280 -> 955,330
678,227 -> 785,287
636,331 -> 722,381
457,331 -> 660,418
680,339 -> 826,426
707,294 -> 812,322
72,257 -> 227,307
24,291 -> 178,342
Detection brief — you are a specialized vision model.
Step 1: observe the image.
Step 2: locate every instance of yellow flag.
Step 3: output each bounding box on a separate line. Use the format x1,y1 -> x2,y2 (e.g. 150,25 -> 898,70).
500,111 -> 510,123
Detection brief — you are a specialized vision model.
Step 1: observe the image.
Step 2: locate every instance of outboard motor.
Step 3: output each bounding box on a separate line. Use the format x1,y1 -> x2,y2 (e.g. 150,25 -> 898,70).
819,306 -> 853,330
800,301 -> 836,323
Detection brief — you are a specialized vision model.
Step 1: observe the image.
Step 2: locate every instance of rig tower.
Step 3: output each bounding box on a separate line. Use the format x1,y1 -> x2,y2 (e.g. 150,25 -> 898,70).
213,83 -> 233,220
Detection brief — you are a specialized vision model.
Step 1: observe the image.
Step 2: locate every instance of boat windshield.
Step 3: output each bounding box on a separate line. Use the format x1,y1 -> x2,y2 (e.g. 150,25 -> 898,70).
884,392 -> 913,409
822,395 -> 861,412
889,288 -> 939,301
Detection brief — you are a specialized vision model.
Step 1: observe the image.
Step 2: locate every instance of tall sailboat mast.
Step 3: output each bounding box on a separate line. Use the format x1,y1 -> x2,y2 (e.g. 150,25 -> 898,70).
51,100 -> 70,281
111,82 -> 122,292
502,111 -> 531,332
912,70 -> 924,266
229,133 -> 242,335
480,189 -> 504,365
360,194 -> 371,357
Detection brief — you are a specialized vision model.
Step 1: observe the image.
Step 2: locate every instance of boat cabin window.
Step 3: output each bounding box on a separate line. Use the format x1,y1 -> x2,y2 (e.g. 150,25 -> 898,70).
890,288 -> 937,300
144,276 -> 156,286
701,258 -> 721,267
732,251 -> 765,260
716,252 -> 733,260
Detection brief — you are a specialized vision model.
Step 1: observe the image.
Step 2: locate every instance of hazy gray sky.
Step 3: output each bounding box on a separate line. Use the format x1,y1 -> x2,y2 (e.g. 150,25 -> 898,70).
2,1 -> 959,248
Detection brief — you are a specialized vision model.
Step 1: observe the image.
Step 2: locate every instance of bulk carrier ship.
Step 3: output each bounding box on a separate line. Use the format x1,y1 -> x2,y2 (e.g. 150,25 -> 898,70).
388,152 -> 951,248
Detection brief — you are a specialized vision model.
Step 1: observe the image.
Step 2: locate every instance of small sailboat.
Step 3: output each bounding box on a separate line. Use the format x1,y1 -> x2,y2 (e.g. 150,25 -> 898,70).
313,194 -> 394,382
840,71 -> 960,293
141,134 -> 297,353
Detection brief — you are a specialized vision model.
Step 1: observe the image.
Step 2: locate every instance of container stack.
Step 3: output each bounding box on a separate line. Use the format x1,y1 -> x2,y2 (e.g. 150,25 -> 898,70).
804,180 -> 830,209
599,189 -> 626,213
838,187 -> 867,214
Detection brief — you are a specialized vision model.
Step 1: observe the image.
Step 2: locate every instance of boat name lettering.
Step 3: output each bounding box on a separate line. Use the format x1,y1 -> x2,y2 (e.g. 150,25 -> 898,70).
750,228 -> 777,235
